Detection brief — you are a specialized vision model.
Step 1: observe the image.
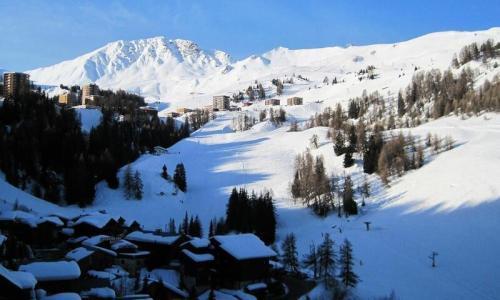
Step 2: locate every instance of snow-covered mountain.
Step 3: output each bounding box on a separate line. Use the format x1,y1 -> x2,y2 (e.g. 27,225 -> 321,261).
28,28 -> 500,108
28,37 -> 233,101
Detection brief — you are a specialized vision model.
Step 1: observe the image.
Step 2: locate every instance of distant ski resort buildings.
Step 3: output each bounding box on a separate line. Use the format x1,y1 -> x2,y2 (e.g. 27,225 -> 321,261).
213,95 -> 230,111
287,96 -> 303,106
3,72 -> 30,98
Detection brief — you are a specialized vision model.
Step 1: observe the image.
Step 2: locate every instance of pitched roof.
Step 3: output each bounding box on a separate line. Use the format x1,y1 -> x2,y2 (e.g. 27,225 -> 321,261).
125,231 -> 180,246
65,247 -> 95,262
212,233 -> 276,260
19,261 -> 81,281
73,213 -> 116,229
182,249 -> 214,263
0,264 -> 37,289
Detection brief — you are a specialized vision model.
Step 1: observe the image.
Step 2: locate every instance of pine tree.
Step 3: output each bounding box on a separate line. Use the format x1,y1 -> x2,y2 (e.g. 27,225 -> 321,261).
281,233 -> 300,274
123,164 -> 134,199
181,212 -> 189,234
303,243 -> 319,279
339,239 -> 359,288
168,218 -> 176,235
343,146 -> 354,168
133,170 -> 143,200
209,219 -> 215,237
397,91 -> 406,117
318,233 -> 336,286
173,163 -> 187,192
334,131 -> 345,156
342,176 -> 357,215
161,164 -> 168,180
258,83 -> 266,99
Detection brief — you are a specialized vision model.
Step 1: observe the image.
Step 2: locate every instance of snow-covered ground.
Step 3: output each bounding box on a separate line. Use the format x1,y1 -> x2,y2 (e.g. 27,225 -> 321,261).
2,110 -> 499,299
1,28 -> 500,299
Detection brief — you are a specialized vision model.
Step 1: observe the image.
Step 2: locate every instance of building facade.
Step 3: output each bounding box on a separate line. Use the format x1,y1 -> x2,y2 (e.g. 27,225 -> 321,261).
287,97 -> 303,106
58,92 -> 79,106
82,84 -> 99,104
213,96 -> 230,111
265,99 -> 280,106
3,72 -> 30,98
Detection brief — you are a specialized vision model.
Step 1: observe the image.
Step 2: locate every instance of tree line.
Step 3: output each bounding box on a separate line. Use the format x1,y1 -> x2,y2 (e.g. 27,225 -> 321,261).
225,187 -> 277,245
281,232 -> 359,297
0,91 -> 194,206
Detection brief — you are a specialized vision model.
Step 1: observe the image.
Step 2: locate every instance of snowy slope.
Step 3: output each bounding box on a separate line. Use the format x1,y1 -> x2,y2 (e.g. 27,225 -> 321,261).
72,105 -> 103,133
28,28 -> 500,108
2,28 -> 500,299
91,112 -> 499,300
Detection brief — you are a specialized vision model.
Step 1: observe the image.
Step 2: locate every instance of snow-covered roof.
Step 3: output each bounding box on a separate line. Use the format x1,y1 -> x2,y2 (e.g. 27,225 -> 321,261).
111,239 -> 138,251
81,287 -> 116,299
0,264 -> 37,289
82,235 -> 110,246
181,237 -> 210,249
125,231 -> 180,245
182,249 -> 214,262
40,292 -> 81,300
73,213 -> 116,229
0,211 -> 64,228
213,234 -> 276,260
119,251 -> 150,258
0,210 -> 39,228
61,227 -> 74,236
65,247 -> 95,261
67,235 -> 88,244
148,269 -> 188,298
246,282 -> 267,291
198,290 -> 239,300
19,261 -> 81,281
88,270 -> 116,280
38,216 -> 64,226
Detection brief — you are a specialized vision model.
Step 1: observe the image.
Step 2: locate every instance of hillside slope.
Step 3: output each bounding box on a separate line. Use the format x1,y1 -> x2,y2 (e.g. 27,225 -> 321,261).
2,110 -> 499,299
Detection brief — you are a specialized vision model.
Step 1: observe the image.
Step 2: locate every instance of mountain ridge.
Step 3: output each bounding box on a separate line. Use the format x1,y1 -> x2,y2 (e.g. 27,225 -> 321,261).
26,27 -> 500,105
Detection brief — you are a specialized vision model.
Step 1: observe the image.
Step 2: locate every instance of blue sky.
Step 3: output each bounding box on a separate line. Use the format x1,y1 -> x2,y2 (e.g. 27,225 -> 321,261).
1,0 -> 499,71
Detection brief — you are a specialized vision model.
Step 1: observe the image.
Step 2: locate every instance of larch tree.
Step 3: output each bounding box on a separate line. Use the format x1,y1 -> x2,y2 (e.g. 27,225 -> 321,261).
281,233 -> 300,274
318,233 -> 337,287
339,239 -> 359,288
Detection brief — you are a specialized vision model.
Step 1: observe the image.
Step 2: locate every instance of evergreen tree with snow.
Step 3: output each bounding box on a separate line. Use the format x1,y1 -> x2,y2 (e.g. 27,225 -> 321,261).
334,131 -> 345,156
342,176 -> 357,215
133,170 -> 143,200
161,164 -> 168,180
318,233 -> 337,286
173,163 -> 187,192
181,212 -> 189,234
339,239 -> 359,288
397,91 -> 406,117
123,164 -> 134,199
257,83 -> 266,99
168,218 -> 176,235
281,233 -> 300,274
303,242 -> 319,279
343,146 -> 355,168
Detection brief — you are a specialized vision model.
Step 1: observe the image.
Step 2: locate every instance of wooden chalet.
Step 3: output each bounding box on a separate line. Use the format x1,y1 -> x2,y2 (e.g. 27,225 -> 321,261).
0,264 -> 36,300
18,260 -> 81,294
125,231 -> 190,268
71,213 -> 123,237
210,233 -> 276,288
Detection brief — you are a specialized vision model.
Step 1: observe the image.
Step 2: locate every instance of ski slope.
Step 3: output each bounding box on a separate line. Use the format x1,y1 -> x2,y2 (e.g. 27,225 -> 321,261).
4,110 -> 498,299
